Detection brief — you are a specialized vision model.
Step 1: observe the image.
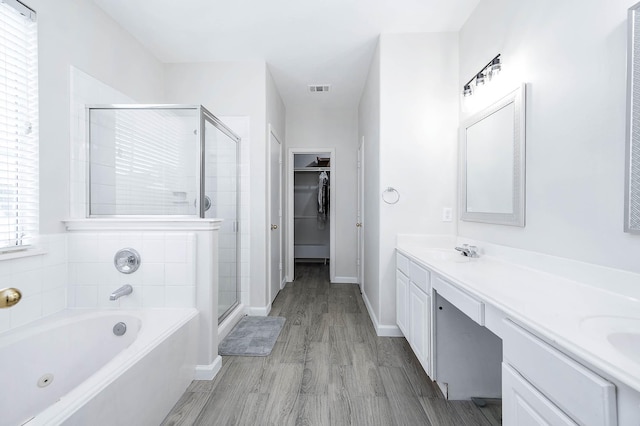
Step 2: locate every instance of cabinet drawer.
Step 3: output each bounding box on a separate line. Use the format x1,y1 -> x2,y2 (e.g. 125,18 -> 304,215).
432,275 -> 484,325
502,363 -> 577,425
396,252 -> 409,275
503,320 -> 616,426
409,261 -> 430,293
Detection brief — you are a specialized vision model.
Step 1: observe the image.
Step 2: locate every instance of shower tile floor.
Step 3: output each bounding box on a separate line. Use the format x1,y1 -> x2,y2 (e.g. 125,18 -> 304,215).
162,263 -> 501,425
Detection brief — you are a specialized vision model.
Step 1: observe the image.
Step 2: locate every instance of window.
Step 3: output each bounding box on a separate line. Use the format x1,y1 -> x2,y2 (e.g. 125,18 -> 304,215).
0,0 -> 37,252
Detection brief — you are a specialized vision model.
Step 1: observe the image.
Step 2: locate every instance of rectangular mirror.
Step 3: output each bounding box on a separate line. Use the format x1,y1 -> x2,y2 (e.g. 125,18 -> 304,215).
626,2 -> 640,233
459,85 -> 526,226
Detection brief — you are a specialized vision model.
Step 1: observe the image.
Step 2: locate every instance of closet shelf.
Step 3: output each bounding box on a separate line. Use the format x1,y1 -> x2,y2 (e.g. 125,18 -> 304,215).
294,167 -> 330,172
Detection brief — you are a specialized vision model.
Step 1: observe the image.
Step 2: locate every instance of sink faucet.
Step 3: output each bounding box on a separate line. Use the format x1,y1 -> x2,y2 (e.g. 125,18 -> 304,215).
110,284 -> 133,301
455,244 -> 479,258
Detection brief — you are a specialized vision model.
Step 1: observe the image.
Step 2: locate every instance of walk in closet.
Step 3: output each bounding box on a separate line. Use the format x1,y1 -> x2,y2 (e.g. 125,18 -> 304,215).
293,153 -> 331,263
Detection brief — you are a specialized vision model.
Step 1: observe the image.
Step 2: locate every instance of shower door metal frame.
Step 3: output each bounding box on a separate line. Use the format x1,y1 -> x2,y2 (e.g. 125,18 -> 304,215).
199,106 -> 242,324
86,104 -> 242,323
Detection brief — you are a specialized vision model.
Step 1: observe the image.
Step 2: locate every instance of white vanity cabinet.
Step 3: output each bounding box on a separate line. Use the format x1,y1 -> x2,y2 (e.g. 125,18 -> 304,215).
396,252 -> 431,375
409,280 -> 430,369
502,320 -> 617,426
396,269 -> 409,335
396,242 -> 640,424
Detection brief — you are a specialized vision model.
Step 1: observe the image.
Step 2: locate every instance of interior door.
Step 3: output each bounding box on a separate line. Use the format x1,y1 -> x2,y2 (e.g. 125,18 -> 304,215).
357,139 -> 365,291
269,126 -> 282,304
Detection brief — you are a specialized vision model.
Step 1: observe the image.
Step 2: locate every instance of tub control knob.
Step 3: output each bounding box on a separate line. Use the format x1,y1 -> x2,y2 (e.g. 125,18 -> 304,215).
114,248 -> 141,274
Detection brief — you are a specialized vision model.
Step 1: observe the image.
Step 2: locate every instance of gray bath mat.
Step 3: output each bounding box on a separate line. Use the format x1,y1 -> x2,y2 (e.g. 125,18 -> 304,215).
219,316 -> 286,356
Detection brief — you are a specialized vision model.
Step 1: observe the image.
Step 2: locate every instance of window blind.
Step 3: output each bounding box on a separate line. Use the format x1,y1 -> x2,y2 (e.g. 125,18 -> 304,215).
0,0 -> 37,251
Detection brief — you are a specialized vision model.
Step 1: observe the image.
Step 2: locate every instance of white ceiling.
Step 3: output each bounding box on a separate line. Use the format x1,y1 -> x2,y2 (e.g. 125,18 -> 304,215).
92,0 -> 480,109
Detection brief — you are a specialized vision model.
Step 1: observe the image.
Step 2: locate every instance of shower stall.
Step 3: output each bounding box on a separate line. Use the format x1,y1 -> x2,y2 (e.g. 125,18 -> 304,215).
86,105 -> 240,322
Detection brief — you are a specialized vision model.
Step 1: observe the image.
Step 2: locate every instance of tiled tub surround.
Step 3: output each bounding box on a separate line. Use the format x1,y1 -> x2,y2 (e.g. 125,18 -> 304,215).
396,234 -> 640,425
67,231 -> 196,309
0,234 -> 68,333
63,219 -> 224,380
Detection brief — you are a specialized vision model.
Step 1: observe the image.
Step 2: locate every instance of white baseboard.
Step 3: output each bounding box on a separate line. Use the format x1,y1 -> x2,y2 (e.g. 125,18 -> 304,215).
437,381 -> 448,399
281,277 -> 287,289
246,304 -> 271,316
361,290 -> 404,337
376,324 -> 404,337
332,276 -> 358,284
194,355 -> 222,380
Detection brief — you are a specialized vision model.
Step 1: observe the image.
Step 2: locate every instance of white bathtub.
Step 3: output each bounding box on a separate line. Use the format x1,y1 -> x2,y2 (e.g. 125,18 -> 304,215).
0,308 -> 198,426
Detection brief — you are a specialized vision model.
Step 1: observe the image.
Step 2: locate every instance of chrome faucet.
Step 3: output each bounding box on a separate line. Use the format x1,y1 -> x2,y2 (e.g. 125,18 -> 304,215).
455,244 -> 479,258
110,284 -> 133,301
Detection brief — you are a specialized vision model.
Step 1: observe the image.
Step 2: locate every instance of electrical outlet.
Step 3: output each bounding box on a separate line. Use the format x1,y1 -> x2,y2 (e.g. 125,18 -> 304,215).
442,207 -> 453,222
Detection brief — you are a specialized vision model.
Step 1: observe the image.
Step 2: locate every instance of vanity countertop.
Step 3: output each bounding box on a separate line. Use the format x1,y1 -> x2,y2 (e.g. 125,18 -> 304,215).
396,240 -> 640,393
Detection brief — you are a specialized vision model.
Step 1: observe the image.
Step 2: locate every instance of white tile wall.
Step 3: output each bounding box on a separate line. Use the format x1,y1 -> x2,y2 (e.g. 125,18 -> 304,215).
67,231 -> 196,309
0,234 -> 68,333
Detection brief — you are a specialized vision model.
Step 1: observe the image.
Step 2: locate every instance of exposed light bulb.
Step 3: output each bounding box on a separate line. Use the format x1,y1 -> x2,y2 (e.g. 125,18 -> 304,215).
489,58 -> 501,78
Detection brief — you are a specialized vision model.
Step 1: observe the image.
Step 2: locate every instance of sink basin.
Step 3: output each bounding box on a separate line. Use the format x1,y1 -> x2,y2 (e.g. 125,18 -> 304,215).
608,332 -> 640,363
580,316 -> 640,364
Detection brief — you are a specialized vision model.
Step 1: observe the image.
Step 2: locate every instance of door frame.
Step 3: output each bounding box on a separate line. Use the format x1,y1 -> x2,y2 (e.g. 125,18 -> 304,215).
286,147 -> 336,282
267,124 -> 283,305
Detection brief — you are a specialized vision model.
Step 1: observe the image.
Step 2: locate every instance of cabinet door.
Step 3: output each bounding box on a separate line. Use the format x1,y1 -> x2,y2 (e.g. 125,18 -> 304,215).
396,270 -> 409,336
503,363 -> 577,426
409,282 -> 430,374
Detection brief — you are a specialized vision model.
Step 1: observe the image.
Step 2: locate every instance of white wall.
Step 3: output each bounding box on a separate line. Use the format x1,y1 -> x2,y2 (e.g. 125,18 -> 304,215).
358,33 -> 459,332
378,33 -> 459,326
358,41 -> 382,324
163,61 -> 271,310
459,0 -> 640,273
286,106 -> 359,281
28,0 -> 165,233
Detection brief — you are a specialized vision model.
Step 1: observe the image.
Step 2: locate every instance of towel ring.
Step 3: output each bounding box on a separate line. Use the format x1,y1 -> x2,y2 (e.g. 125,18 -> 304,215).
382,187 -> 400,204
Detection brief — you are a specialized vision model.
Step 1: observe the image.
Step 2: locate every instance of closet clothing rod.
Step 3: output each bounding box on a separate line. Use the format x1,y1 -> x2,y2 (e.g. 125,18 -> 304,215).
294,168 -> 331,172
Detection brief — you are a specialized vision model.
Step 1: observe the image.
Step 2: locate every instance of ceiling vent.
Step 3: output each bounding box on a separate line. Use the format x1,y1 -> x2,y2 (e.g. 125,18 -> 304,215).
309,85 -> 331,93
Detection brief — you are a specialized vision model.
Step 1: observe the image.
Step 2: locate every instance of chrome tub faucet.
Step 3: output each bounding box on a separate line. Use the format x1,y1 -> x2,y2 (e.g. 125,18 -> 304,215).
110,284 -> 133,301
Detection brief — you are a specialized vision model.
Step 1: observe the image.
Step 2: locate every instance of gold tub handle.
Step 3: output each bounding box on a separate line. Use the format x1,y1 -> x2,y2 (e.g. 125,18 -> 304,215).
0,287 -> 21,308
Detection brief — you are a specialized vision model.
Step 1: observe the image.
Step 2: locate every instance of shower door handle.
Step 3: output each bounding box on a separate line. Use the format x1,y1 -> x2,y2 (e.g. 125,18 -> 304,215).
194,196 -> 212,212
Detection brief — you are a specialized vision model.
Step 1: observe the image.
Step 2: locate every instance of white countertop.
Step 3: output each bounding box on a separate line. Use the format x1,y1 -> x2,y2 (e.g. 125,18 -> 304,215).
396,239 -> 640,393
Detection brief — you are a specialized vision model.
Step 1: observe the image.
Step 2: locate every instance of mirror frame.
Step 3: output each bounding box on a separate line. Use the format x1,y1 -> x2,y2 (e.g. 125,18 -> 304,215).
626,2 -> 640,234
459,84 -> 526,226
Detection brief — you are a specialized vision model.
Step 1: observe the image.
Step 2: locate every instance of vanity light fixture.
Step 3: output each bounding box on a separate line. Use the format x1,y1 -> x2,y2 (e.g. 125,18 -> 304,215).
476,71 -> 486,86
462,54 -> 502,96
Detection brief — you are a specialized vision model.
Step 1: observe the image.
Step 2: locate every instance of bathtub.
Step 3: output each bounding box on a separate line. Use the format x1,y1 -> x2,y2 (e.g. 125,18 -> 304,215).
0,308 -> 198,426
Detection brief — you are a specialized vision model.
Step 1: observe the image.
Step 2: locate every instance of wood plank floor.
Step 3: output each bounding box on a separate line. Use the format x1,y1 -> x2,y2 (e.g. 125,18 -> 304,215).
162,263 -> 501,426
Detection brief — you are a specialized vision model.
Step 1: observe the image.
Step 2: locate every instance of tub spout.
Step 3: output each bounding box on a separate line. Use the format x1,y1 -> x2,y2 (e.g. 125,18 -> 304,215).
110,284 -> 133,301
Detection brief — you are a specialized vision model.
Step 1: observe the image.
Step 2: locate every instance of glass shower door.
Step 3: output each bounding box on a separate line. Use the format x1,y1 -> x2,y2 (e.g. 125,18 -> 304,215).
202,110 -> 239,323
